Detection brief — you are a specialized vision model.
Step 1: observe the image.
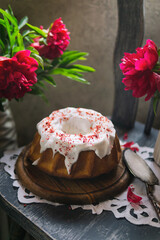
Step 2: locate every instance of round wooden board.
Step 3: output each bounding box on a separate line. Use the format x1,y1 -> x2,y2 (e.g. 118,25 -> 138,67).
15,145 -> 131,205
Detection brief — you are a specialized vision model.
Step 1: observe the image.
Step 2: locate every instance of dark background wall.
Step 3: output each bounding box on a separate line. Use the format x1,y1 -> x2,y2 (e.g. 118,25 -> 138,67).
0,0 -> 159,146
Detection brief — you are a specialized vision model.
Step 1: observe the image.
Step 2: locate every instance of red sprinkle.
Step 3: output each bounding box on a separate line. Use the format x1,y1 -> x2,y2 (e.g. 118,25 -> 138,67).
49,129 -> 54,133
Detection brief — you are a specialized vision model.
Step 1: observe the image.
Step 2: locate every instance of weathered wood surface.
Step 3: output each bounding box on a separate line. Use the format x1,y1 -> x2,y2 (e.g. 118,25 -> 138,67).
112,0 -> 144,129
0,122 -> 160,240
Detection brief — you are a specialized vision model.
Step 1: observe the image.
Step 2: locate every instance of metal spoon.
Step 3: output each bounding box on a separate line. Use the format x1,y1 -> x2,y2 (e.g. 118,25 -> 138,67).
123,148 -> 160,220
123,148 -> 159,185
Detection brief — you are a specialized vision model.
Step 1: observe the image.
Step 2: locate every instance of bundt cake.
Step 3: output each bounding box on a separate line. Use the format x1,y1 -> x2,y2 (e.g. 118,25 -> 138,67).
27,107 -> 122,179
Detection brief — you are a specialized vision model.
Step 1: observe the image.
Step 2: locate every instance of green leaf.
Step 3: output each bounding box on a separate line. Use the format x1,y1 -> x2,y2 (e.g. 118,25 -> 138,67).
27,46 -> 39,55
153,91 -> 160,115
31,52 -> 44,69
36,80 -> 47,89
51,58 -> 60,67
17,32 -> 24,50
2,10 -> 19,55
152,62 -> 160,73
28,33 -> 40,38
0,8 -> 17,26
0,24 -> 7,45
12,46 -> 21,55
61,50 -> 79,58
26,23 -> 47,38
7,5 -> 14,16
43,58 -> 52,65
29,85 -> 48,102
43,75 -> 56,87
7,5 -> 18,25
5,8 -> 17,26
0,19 -> 5,27
0,39 -> 5,50
36,68 -> 44,75
39,37 -> 47,45
48,22 -> 53,32
58,52 -> 88,67
60,69 -> 83,77
78,57 -> 87,61
22,29 -> 34,37
67,64 -> 95,72
3,15 -> 12,47
153,97 -> 158,115
24,35 -> 34,44
18,16 -> 28,29
50,68 -> 90,84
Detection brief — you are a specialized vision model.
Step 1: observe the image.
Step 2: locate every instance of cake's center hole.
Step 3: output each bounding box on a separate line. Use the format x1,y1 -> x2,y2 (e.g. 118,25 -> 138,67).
61,116 -> 92,135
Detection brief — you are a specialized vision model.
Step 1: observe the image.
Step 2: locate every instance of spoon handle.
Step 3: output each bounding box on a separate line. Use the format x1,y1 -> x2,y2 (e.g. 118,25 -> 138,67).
146,183 -> 160,221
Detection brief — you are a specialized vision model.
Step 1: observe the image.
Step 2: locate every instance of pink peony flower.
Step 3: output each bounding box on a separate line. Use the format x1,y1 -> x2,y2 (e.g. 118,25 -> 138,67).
0,50 -> 38,100
120,39 -> 160,101
31,18 -> 70,59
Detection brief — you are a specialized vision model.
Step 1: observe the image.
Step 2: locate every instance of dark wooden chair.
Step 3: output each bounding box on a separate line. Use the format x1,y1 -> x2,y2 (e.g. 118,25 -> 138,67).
0,1 -> 160,239
112,0 -> 154,134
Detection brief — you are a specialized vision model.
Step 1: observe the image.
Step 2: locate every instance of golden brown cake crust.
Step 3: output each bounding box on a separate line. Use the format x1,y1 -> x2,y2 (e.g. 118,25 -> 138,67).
28,132 -> 122,179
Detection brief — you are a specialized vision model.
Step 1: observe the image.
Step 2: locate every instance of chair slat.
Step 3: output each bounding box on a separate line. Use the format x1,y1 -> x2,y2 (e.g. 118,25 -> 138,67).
112,0 -> 144,129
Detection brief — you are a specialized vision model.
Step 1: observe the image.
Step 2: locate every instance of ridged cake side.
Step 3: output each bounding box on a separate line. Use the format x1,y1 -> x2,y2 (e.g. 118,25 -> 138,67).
28,132 -> 121,179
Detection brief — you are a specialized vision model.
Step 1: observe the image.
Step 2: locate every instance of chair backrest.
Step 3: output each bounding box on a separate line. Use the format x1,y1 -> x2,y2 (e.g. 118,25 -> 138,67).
112,0 -> 144,130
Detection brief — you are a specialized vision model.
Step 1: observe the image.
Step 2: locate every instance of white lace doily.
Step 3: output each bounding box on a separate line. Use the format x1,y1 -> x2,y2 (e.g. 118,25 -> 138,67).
1,143 -> 160,228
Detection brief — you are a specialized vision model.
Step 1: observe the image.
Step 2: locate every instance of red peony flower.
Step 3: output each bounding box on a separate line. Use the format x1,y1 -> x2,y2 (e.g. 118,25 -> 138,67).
31,18 -> 70,59
120,39 -> 160,101
0,50 -> 38,100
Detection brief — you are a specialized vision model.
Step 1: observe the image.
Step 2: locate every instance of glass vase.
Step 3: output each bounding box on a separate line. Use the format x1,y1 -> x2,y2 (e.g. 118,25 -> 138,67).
0,100 -> 17,153
0,100 -> 18,240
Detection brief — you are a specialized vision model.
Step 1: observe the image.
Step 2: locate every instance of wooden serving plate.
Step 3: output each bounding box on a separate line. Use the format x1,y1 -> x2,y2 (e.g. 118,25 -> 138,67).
15,145 -> 131,205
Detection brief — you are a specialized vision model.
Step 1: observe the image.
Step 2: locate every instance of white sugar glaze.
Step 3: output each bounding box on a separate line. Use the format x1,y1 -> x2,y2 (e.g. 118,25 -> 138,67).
37,107 -> 116,174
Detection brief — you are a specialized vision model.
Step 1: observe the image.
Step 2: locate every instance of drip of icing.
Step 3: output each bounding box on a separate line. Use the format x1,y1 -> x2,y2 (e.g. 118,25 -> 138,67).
37,107 -> 116,174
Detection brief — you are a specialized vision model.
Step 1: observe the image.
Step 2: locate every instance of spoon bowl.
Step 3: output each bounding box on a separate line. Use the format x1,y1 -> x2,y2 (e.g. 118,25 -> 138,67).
123,148 -> 159,185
